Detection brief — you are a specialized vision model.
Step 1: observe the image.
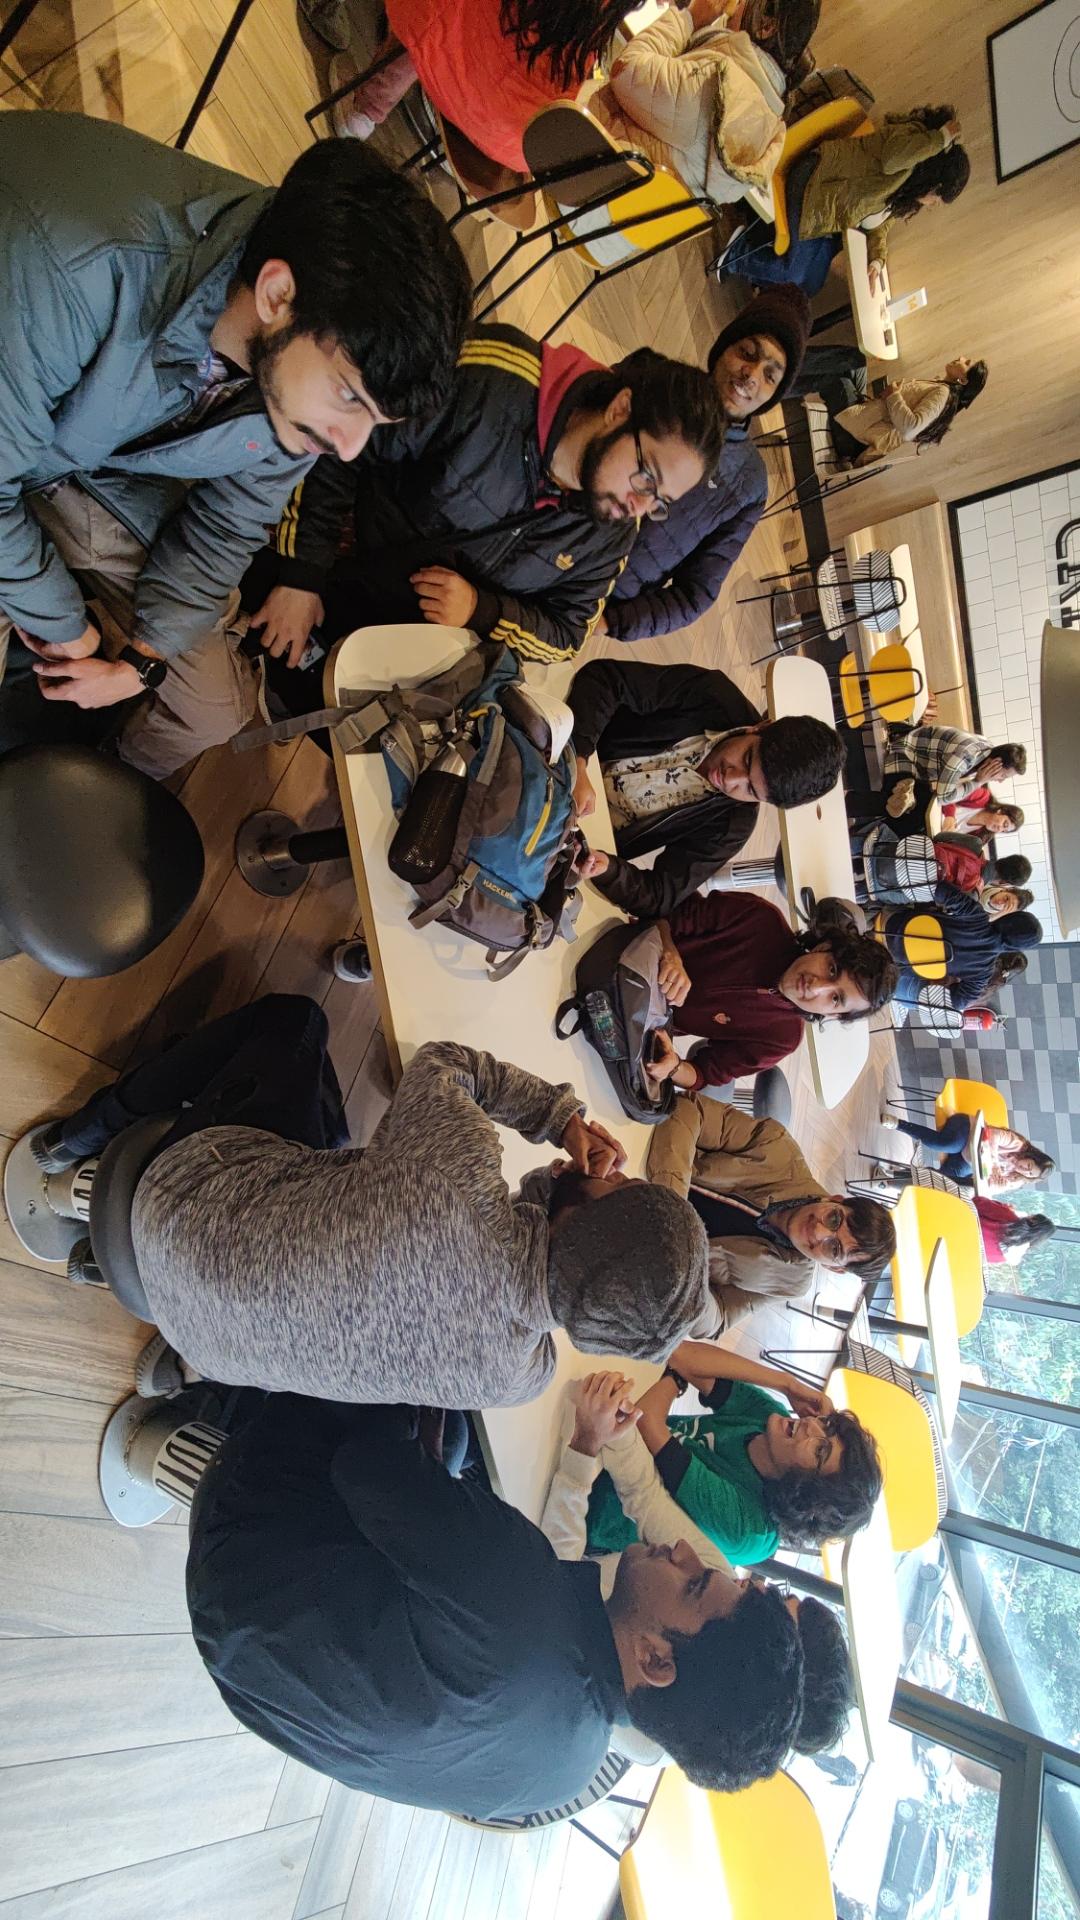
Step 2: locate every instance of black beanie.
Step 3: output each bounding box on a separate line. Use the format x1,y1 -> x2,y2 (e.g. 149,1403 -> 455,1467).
707,285 -> 812,411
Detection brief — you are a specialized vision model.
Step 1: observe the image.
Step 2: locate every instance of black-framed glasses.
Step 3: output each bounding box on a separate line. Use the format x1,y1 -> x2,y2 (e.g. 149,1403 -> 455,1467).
631,430 -> 672,521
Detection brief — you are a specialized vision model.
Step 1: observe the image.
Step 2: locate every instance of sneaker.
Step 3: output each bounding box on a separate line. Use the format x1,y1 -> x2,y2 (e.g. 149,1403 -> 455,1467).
329,52 -> 377,139
331,938 -> 373,983
67,1238 -> 105,1287
135,1333 -> 186,1399
299,0 -> 351,52
28,1121 -> 81,1174
868,1164 -> 898,1193
880,1108 -> 899,1130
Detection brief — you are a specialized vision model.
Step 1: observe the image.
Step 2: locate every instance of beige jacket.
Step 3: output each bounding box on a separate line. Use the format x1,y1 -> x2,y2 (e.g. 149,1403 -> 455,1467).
836,378 -> 950,459
648,1094 -> 823,1329
581,7 -> 787,204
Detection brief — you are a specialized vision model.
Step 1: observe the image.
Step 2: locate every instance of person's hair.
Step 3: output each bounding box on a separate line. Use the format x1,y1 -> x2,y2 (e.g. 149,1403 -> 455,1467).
915,359 -> 988,450
993,744 -> 1028,775
756,715 -> 845,807
986,950 -> 1027,994
1013,1142 -> 1056,1182
792,924 -> 899,1024
793,1599 -> 855,1754
993,909 -> 1042,951
843,1192 -> 898,1271
991,854 -> 1032,887
762,1410 -> 883,1550
998,1212 -> 1056,1255
886,137 -> 970,222
743,0 -> 821,78
974,799 -> 1024,840
502,0 -> 630,89
988,887 -> 1034,914
237,141 -> 472,421
624,355 -> 728,476
626,1583 -> 804,1791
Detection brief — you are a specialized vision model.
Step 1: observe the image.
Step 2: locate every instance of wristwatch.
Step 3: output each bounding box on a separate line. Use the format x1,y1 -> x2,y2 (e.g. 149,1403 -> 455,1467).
119,645 -> 168,691
663,1366 -> 688,1396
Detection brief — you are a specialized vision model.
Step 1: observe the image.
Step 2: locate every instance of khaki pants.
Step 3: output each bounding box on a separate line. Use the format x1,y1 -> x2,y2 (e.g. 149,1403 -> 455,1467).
0,482 -> 260,779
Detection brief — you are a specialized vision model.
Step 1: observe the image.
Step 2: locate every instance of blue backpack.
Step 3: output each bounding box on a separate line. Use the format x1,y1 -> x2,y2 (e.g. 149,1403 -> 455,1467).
375,644 -> 584,976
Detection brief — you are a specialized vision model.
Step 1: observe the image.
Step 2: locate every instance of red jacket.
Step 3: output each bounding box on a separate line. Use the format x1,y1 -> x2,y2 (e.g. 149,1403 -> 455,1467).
668,892 -> 805,1091
974,1195 -> 1018,1265
934,832 -> 986,894
387,0 -> 589,170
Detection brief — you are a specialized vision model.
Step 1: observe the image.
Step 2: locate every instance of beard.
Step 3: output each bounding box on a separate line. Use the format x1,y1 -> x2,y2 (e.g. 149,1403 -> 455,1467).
250,326 -> 337,460
577,423 -> 634,526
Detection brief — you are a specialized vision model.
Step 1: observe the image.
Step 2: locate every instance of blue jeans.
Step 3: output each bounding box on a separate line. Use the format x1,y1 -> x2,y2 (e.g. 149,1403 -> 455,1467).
897,1113 -> 972,1181
57,994 -> 348,1161
725,226 -> 842,296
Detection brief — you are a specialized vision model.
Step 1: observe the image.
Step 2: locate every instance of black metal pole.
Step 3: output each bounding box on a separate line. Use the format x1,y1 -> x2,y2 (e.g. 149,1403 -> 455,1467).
175,0 -> 258,151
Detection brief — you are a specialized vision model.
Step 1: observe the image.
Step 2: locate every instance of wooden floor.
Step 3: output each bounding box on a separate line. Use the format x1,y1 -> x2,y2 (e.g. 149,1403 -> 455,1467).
0,5 -> 898,1914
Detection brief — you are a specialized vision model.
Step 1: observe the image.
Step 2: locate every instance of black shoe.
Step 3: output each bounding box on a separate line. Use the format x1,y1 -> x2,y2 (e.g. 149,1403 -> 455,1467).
29,1121 -> 82,1174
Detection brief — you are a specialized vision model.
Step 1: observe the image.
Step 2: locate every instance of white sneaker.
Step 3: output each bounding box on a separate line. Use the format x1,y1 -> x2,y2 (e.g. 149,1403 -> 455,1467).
330,938 -> 372,983
135,1332 -> 185,1399
329,52 -> 376,139
880,1108 -> 899,1130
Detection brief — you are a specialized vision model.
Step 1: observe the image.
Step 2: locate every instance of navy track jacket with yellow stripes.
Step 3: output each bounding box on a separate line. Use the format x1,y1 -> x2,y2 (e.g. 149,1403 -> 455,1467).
271,324 -> 635,665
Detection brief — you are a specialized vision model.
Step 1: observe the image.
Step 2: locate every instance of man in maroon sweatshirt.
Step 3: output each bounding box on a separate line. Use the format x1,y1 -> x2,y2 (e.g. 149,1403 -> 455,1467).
241,321 -> 726,682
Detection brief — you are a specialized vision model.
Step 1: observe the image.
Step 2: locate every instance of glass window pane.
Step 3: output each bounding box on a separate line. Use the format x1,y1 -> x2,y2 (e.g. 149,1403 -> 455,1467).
1038,1776 -> 1080,1919
1006,1194 -> 1080,1307
960,1310 -> 1080,1402
946,1401 -> 1080,1548
951,1539 -> 1080,1748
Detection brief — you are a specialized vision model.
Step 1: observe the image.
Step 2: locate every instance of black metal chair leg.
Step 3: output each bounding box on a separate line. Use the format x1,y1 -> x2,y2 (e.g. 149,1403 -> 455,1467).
0,0 -> 40,57
175,0 -> 258,150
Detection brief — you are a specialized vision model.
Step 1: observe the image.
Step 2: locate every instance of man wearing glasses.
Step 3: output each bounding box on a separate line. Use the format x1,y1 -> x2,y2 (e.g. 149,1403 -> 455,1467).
240,322 -> 725,690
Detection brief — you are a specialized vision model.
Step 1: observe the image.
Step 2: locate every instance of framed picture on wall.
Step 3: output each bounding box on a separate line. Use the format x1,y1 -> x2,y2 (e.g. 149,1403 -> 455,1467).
987,0 -> 1080,181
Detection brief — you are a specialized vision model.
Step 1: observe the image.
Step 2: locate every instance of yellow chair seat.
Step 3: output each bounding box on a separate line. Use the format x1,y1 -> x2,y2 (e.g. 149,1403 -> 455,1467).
865,642 -> 918,722
902,912 -> 947,981
891,1183 -> 985,1338
829,1363 -> 941,1552
620,1767 -> 835,1920
771,97 -> 873,254
838,652 -> 864,725
936,1076 -> 1009,1130
554,165 -> 711,265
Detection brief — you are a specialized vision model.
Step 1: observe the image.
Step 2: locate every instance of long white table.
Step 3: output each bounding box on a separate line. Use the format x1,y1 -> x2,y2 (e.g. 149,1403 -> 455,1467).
330,624 -> 663,1520
842,228 -> 898,363
766,655 -> 870,1107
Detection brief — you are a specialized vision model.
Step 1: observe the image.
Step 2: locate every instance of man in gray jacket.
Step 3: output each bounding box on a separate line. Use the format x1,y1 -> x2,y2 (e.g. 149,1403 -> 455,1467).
0,113 -> 470,777
28,994 -> 709,1404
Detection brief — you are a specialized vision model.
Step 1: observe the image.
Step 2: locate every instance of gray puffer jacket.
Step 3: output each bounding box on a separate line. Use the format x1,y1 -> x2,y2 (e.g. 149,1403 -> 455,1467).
0,113 -> 312,654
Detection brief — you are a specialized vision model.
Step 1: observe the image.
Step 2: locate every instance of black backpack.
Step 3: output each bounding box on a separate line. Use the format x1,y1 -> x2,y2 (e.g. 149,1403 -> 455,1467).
556,922 -> 676,1125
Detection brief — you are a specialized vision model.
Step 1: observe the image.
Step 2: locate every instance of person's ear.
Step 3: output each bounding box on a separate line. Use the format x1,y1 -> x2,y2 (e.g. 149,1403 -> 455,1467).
605,385 -> 633,431
628,1630 -> 678,1691
253,258 -> 297,329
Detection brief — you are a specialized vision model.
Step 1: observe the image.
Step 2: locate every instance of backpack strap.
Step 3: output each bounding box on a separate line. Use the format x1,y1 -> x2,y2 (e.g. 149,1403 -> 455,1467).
409,860 -> 481,930
231,687 -> 403,755
555,997 -> 584,1039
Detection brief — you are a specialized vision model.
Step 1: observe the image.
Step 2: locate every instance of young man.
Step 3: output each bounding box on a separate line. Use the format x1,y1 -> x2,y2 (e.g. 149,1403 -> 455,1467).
846,721 -> 1027,828
641,889 -> 896,1092
567,658 -> 845,917
584,1344 -> 882,1567
602,287 -> 812,643
879,884 -> 1042,1015
242,326 -> 727,689
28,996 -> 709,1404
0,116 -> 471,777
646,1091 -> 897,1331
542,1372 -> 855,1762
177,1391 -> 805,1808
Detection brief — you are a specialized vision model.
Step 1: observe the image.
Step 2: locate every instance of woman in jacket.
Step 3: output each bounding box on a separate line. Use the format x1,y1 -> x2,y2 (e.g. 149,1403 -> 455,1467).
328,0 -> 629,171
723,104 -> 970,295
641,889 -> 897,1094
583,0 -> 819,207
881,1110 -> 1055,1194
830,357 -> 988,465
974,1198 -> 1056,1267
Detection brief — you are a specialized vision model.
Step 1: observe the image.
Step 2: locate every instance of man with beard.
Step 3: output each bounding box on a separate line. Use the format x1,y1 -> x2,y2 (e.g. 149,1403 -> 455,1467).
243,325 -> 726,692
0,115 -> 471,777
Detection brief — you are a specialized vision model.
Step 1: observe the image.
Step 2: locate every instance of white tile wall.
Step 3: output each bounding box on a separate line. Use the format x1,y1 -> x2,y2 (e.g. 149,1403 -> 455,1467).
954,464 -> 1080,943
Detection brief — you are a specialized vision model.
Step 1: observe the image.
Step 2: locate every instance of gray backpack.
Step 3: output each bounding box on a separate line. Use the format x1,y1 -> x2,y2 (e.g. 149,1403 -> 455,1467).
556,922 -> 676,1124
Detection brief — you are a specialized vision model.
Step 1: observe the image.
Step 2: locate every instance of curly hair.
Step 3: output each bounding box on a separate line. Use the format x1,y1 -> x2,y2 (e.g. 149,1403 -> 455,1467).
757,715 -> 845,808
794,1599 -> 855,1754
886,141 -> 970,221
627,1583 -> 803,1791
501,0 -> 631,89
844,1192 -> 897,1272
792,925 -> 899,1023
762,1410 -> 883,1550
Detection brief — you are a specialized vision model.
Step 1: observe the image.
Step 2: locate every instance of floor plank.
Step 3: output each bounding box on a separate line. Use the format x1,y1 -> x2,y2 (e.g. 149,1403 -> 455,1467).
0,1388 -> 111,1518
424,1821 -> 483,1920
0,1734 -> 286,1902
0,1262 -> 150,1405
0,952 -> 61,1029
0,1512 -> 189,1638
371,1807 -> 450,1920
0,1820 -> 320,1920
0,1632 -> 236,1766
341,1797 -> 416,1920
265,1756 -> 333,1831
0,1015 -> 113,1144
293,1783 -> 376,1920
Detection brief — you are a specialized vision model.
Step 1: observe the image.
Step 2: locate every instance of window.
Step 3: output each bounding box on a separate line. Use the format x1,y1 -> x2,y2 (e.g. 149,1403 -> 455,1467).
946,1402 -> 1080,1549
1038,1776 -> 1080,1918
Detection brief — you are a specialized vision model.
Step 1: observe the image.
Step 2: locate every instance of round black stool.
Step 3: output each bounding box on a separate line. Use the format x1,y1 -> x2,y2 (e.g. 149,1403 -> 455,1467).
0,745 -> 204,975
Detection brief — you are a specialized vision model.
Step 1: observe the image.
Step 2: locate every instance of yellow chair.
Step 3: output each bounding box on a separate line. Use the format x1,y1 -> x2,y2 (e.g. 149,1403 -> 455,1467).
900,911 -> 948,981
828,1360 -> 943,1552
891,1184 -> 985,1340
936,1076 -> 1009,1131
621,1767 -> 835,1920
771,97 -> 873,254
526,102 -> 710,268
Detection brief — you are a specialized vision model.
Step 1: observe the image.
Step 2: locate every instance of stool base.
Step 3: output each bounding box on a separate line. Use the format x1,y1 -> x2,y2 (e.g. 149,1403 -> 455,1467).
99,1395 -> 178,1528
3,1128 -> 86,1263
235,810 -> 309,898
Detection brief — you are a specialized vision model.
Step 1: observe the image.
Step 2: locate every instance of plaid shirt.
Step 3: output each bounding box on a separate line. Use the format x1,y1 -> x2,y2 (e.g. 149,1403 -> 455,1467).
883,724 -> 993,804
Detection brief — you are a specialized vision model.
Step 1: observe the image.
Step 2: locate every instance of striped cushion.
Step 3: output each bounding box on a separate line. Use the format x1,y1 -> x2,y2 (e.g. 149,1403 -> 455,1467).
845,1337 -> 948,1520
453,1749 -> 633,1831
